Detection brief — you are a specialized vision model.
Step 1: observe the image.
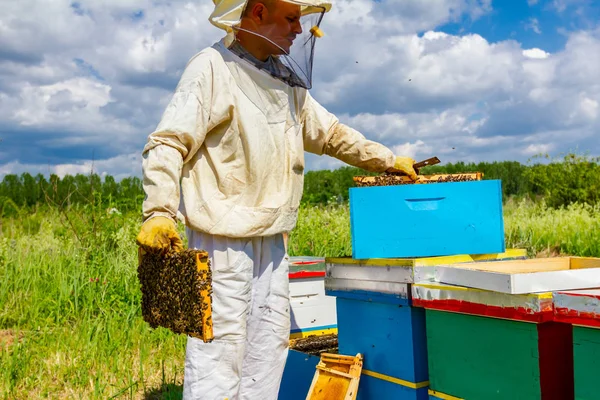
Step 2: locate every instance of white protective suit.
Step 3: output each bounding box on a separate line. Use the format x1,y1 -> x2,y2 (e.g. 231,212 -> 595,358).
141,1 -> 397,398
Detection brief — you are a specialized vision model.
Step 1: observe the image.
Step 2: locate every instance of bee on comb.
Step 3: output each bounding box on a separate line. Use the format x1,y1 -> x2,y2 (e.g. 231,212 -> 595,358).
137,248 -> 214,343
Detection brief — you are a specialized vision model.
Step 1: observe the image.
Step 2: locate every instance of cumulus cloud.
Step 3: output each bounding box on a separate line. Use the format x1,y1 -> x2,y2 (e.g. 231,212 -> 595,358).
523,48 -> 550,59
525,17 -> 542,34
0,0 -> 599,178
309,19 -> 600,166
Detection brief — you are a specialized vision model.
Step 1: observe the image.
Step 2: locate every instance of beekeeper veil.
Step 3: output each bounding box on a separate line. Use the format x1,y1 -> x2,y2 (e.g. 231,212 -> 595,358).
210,0 -> 332,89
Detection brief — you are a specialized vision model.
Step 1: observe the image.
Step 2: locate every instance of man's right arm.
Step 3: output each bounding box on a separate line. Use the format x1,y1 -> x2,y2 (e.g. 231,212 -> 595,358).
141,56 -> 218,225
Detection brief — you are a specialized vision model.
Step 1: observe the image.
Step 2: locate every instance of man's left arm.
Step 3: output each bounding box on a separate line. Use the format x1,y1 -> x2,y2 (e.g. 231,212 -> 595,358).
300,92 -> 417,179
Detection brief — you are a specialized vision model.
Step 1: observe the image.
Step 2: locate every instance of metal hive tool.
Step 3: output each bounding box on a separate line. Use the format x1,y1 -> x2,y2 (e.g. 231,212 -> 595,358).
137,248 -> 214,343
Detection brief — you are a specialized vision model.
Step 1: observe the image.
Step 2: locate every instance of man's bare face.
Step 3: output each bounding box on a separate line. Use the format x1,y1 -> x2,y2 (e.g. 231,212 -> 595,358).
251,1 -> 303,55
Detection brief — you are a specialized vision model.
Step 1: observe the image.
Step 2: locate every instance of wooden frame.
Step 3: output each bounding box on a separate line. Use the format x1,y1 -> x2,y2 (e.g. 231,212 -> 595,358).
353,173 -> 483,187
306,353 -> 363,400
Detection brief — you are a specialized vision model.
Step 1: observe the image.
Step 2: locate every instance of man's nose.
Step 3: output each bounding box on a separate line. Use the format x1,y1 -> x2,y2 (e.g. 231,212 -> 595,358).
293,21 -> 302,35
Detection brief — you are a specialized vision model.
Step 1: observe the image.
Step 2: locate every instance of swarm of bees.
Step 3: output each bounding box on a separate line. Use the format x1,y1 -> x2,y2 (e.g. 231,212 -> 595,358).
290,334 -> 338,356
137,248 -> 214,343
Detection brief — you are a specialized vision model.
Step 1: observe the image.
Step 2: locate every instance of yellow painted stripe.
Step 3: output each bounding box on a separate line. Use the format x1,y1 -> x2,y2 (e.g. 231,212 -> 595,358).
361,369 -> 429,389
289,328 -> 338,340
470,248 -> 527,261
428,389 -> 464,400
414,282 -> 552,299
326,257 -> 413,266
326,249 -> 527,267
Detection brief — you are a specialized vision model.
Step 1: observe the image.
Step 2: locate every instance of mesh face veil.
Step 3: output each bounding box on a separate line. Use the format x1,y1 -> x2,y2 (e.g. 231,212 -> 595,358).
210,0 -> 332,89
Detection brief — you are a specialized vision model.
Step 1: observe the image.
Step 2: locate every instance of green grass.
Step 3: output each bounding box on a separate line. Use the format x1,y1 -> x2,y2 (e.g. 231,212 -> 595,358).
1,199 -> 600,398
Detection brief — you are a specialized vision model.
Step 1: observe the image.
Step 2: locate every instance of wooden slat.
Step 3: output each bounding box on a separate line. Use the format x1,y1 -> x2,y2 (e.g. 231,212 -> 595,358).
569,257 -> 600,270
451,258 -> 570,274
196,252 -> 214,342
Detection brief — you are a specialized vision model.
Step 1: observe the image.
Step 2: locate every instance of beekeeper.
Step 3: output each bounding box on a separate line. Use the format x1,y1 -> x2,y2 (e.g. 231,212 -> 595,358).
136,0 -> 418,398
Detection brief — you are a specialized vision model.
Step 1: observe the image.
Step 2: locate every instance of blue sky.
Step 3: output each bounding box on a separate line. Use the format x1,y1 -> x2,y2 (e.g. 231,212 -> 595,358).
442,0 -> 599,51
0,0 -> 599,179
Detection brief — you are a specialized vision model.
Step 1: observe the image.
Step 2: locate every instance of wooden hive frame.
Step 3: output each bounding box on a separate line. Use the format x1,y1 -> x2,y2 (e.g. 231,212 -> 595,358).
353,172 -> 483,187
306,353 -> 363,400
137,249 -> 214,343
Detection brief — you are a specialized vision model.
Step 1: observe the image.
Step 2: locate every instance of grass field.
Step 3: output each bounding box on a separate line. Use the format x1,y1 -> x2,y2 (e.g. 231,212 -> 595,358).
1,198 -> 600,399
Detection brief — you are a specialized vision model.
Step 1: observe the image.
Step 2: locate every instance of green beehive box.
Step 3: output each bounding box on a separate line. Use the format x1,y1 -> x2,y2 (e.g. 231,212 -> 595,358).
423,309 -> 573,400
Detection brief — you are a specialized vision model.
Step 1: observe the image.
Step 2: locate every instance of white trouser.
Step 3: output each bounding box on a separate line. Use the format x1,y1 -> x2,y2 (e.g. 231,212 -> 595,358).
183,229 -> 291,400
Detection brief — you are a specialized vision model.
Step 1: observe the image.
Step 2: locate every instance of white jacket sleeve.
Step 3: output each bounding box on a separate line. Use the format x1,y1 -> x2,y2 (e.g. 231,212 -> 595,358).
141,56 -> 221,223
301,91 -> 395,173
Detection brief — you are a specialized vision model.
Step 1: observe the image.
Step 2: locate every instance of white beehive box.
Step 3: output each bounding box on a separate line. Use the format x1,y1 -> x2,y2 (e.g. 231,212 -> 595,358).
417,257 -> 600,294
289,258 -> 337,338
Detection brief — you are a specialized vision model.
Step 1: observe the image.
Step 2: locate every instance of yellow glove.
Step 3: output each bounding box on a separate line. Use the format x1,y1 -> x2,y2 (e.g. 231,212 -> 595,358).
136,216 -> 184,254
388,156 -> 418,180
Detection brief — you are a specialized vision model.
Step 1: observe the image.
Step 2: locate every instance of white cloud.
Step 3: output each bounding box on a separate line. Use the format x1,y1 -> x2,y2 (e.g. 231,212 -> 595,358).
0,0 -> 599,179
391,140 -> 434,159
522,143 -> 555,156
523,48 -> 550,59
12,78 -> 112,126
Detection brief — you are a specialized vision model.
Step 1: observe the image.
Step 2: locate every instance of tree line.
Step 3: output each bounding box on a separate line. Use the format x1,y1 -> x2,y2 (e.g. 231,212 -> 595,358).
0,173 -> 144,215
1,153 -> 599,215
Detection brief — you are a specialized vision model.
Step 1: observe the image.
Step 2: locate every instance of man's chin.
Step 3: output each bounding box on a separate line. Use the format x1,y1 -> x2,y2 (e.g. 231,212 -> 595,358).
270,47 -> 290,56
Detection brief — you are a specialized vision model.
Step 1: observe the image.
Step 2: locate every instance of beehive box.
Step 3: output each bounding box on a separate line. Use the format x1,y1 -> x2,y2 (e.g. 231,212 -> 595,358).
411,281 -> 567,400
412,280 -> 576,399
325,249 -> 526,301
349,180 -> 505,259
424,310 -> 573,400
289,256 -> 337,339
553,290 -> 600,400
335,294 -> 430,399
322,251 -> 525,400
423,257 -> 600,294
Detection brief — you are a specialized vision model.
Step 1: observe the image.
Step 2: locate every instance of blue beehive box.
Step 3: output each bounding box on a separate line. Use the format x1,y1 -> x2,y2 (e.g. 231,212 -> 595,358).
334,291 -> 430,399
349,180 -> 505,259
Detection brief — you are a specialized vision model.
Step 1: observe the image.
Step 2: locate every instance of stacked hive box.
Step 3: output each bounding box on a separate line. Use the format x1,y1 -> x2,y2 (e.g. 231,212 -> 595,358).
412,281 -> 573,400
553,290 -> 600,400
323,252 -> 525,399
413,256 -> 600,400
278,177 -> 600,399
279,256 -> 338,400
287,256 -> 337,340
322,179 -> 518,399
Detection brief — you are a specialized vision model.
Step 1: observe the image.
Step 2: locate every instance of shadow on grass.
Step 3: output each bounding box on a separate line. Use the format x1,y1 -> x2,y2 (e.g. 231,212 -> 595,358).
144,383 -> 183,400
